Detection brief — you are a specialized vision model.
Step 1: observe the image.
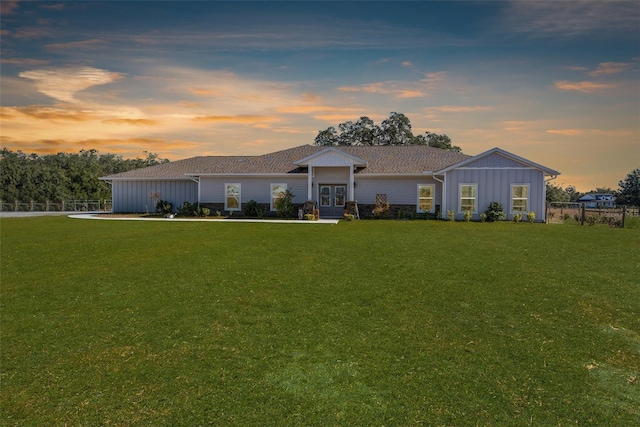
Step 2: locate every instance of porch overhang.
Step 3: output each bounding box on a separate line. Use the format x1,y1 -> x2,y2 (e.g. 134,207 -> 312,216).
295,147 -> 366,202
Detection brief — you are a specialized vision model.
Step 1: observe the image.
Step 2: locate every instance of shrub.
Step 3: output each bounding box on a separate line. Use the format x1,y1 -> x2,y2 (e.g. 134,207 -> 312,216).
177,201 -> 208,217
464,210 -> 472,222
372,202 -> 391,219
447,209 -> 456,221
483,202 -> 505,222
155,199 -> 173,215
275,189 -> 295,218
586,215 -> 598,226
513,213 -> 522,223
527,211 -> 536,223
244,199 -> 263,217
304,213 -> 316,221
608,218 -> 623,228
480,213 -> 487,222
343,213 -> 355,221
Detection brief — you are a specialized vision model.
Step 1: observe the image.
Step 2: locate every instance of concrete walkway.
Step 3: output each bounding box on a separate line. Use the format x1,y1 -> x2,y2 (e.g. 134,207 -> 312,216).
0,211 -> 106,218
68,213 -> 340,224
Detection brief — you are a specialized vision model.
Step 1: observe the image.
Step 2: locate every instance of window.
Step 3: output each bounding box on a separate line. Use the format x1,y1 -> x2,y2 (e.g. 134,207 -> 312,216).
335,186 -> 346,207
459,184 -> 477,213
511,184 -> 529,213
321,186 -> 331,206
270,183 -> 287,211
225,183 -> 241,211
417,184 -> 435,213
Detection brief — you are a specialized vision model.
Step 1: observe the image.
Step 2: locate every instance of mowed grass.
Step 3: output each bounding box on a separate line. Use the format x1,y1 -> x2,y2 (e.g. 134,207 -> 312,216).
1,217 -> 639,426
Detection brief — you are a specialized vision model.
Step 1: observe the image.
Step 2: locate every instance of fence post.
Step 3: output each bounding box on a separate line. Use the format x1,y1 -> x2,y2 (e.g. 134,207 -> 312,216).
622,206 -> 627,228
14,200 -> 18,212
580,204 -> 585,226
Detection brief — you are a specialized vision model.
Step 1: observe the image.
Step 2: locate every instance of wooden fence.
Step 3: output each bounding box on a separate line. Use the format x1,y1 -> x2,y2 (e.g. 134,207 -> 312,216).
547,203 -> 637,228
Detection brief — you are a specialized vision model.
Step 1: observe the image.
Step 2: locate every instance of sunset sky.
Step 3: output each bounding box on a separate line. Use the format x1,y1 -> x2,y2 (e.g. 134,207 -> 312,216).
1,1 -> 638,192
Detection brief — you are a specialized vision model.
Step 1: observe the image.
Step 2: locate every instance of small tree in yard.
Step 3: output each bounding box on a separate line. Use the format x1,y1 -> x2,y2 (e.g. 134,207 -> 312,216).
275,189 -> 295,217
483,202 -> 506,222
618,168 -> 640,206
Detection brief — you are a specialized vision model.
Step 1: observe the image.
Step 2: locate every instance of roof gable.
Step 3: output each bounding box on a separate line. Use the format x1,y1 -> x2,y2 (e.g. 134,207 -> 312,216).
437,147 -> 559,176
295,147 -> 367,167
460,152 -> 530,168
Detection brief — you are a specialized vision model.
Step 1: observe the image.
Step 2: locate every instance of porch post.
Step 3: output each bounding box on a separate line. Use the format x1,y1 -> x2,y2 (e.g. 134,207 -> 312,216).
349,165 -> 355,201
307,167 -> 313,200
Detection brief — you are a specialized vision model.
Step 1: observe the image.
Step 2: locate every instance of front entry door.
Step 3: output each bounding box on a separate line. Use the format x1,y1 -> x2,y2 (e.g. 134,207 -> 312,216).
319,185 -> 346,218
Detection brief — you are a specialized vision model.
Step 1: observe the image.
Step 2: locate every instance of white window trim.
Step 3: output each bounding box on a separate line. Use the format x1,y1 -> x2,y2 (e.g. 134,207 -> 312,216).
458,183 -> 478,214
417,184 -> 435,213
225,183 -> 241,211
511,183 -> 529,213
270,183 -> 287,211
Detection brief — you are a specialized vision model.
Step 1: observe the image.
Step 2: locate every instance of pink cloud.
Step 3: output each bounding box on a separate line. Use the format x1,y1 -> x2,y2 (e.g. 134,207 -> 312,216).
0,0 -> 19,15
427,105 -> 492,113
553,80 -> 615,93
45,39 -> 107,50
589,62 -> 630,76
546,129 -> 584,136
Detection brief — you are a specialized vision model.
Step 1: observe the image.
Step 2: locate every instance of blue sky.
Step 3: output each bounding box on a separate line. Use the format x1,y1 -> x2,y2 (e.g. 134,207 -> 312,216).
1,1 -> 638,191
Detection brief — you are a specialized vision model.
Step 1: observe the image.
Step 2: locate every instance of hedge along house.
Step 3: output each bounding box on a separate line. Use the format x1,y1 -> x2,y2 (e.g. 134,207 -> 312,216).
101,145 -> 559,220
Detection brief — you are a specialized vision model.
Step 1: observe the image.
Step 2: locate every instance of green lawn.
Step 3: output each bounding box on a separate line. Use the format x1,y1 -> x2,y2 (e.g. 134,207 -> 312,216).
1,217 -> 639,426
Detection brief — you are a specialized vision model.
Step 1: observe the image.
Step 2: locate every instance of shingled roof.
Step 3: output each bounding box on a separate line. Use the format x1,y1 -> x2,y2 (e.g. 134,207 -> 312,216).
101,145 -> 471,179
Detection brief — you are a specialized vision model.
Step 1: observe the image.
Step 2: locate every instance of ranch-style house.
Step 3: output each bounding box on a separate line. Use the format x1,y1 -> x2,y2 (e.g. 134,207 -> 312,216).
101,145 -> 560,221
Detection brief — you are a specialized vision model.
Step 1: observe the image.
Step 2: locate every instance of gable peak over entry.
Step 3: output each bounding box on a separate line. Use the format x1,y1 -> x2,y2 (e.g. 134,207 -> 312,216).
295,147 -> 368,169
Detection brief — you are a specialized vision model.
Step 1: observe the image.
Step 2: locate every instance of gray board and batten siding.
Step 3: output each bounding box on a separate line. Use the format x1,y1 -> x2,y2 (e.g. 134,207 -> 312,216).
354,176 -> 441,206
199,176 -> 308,207
442,151 -> 550,220
111,179 -> 197,213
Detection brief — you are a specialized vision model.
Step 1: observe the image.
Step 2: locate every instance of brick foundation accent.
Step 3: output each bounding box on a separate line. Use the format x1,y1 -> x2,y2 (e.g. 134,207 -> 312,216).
358,204 -> 419,219
201,202 -> 436,219
200,202 -> 307,218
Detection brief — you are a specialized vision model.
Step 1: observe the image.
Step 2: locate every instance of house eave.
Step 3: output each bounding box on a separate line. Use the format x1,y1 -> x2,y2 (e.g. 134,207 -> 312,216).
186,173 -> 307,177
354,172 -> 436,177
99,177 -> 193,181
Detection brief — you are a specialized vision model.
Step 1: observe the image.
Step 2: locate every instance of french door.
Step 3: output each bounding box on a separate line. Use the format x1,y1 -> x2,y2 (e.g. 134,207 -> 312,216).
319,185 -> 346,217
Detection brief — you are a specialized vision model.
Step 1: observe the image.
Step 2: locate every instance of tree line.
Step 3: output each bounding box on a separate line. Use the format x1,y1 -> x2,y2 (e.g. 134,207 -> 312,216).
315,112 -> 461,152
0,148 -> 168,203
546,168 -> 640,207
